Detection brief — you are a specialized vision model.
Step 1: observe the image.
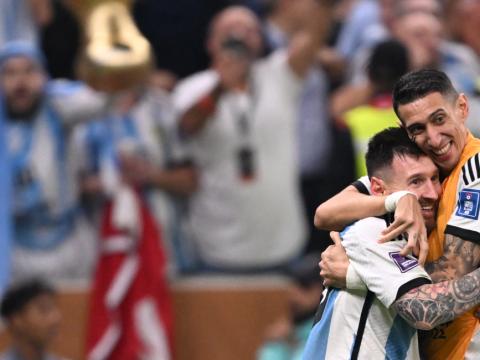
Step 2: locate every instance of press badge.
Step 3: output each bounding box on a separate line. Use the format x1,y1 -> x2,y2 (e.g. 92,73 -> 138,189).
456,189 -> 480,220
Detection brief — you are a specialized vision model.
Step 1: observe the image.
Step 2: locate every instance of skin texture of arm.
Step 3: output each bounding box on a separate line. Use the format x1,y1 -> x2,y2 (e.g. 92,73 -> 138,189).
314,185 -> 387,231
393,265 -> 480,330
424,234 -> 480,283
393,234 -> 480,331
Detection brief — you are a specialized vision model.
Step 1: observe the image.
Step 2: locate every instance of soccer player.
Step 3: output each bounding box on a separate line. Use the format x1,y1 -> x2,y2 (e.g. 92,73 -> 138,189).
315,69 -> 480,358
303,127 -> 480,359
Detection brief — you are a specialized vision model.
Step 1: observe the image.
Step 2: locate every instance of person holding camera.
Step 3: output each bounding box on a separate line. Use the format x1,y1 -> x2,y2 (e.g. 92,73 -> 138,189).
172,2 -> 334,272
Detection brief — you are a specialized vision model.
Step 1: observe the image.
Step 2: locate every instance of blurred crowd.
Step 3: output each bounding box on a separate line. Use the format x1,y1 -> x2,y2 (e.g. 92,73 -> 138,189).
1,0 -> 480,358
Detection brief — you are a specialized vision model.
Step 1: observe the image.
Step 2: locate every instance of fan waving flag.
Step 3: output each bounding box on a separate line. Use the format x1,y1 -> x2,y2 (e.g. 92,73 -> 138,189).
86,188 -> 174,360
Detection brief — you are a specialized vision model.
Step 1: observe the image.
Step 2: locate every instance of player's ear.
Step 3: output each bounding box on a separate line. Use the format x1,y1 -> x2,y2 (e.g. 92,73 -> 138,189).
456,93 -> 469,124
370,176 -> 385,196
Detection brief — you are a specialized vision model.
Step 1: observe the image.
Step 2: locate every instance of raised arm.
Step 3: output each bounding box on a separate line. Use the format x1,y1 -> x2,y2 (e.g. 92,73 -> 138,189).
177,83 -> 222,136
48,81 -> 110,125
287,0 -> 334,78
393,265 -> 480,330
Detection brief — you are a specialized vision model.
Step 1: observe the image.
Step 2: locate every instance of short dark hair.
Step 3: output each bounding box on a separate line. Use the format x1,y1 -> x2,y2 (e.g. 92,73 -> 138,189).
0,279 -> 55,320
392,69 -> 459,122
366,127 -> 425,179
367,39 -> 409,93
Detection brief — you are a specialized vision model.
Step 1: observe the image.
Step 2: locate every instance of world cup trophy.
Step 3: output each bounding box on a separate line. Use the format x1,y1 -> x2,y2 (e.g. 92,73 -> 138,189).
65,0 -> 153,92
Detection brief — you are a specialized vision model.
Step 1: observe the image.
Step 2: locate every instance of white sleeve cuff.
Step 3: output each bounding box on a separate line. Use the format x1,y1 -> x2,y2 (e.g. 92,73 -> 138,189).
346,265 -> 367,290
385,191 -> 417,213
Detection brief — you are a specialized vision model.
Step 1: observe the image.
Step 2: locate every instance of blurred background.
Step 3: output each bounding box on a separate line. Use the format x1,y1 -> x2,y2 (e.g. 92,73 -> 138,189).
0,0 -> 478,359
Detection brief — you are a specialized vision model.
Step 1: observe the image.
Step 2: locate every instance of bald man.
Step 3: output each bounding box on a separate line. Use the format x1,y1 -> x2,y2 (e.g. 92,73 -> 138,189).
172,2 -> 334,272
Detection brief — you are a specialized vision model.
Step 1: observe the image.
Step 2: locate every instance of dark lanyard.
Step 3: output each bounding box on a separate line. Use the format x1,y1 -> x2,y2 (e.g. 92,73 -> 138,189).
228,88 -> 256,181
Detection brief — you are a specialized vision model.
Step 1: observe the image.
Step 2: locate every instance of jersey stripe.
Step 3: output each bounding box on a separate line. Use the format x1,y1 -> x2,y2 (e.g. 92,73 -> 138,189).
303,289 -> 340,360
467,159 -> 475,184
462,154 -> 480,185
464,167 -> 470,185
384,315 -> 416,360
351,290 -> 375,359
474,154 -> 480,180
445,224 -> 480,245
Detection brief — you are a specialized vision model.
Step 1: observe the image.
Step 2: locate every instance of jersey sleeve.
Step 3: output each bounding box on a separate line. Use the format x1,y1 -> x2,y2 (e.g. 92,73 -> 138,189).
446,153 -> 480,244
346,264 -> 367,291
351,176 -> 371,195
341,218 -> 431,308
48,80 -> 108,125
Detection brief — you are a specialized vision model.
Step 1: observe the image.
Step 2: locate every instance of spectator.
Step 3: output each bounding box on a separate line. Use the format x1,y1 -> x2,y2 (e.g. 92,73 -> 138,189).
446,0 -> 480,58
341,39 -> 409,177
0,41 -> 108,282
257,254 -> 323,360
173,3 -> 333,272
332,1 -> 480,136
335,0 -> 441,67
76,80 -> 198,273
263,0 -> 349,255
0,279 -> 62,360
346,1 -> 480,96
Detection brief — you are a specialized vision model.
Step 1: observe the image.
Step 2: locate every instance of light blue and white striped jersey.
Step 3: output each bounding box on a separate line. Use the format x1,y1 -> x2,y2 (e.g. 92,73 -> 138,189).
302,215 -> 431,360
4,80 -> 107,282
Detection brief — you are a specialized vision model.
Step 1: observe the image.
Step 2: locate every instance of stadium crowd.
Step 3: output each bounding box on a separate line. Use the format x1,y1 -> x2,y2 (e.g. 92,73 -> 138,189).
1,0 -> 480,359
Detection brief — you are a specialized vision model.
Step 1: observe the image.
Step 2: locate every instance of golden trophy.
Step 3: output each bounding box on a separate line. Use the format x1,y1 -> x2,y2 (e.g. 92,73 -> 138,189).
66,0 -> 153,92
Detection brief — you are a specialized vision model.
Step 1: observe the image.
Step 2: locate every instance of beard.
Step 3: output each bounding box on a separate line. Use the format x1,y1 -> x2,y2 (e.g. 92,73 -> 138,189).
4,93 -> 43,120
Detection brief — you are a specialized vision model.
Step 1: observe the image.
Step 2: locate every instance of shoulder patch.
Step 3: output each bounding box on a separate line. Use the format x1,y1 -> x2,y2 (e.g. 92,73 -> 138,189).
462,153 -> 480,186
455,189 -> 480,220
389,252 -> 419,273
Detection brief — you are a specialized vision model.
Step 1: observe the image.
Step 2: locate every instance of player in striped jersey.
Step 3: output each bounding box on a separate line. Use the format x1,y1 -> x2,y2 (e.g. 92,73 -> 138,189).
303,127 -> 480,359
315,70 -> 480,359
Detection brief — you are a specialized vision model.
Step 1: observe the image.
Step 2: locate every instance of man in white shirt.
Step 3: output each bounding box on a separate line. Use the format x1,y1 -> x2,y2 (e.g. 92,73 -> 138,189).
173,2 -> 334,271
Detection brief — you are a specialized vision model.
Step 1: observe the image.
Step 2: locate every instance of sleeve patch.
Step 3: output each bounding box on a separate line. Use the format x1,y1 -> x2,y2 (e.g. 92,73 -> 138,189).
455,189 -> 480,220
389,252 -> 419,273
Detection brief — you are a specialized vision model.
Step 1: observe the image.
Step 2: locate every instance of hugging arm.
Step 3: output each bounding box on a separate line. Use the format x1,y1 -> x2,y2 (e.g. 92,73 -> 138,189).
393,228 -> 480,331
424,234 -> 480,282
316,180 -> 428,264
393,265 -> 480,330
314,184 -> 387,231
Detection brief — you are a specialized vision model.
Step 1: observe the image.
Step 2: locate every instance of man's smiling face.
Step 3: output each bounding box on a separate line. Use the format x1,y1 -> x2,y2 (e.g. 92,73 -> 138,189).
380,154 -> 441,233
398,92 -> 469,175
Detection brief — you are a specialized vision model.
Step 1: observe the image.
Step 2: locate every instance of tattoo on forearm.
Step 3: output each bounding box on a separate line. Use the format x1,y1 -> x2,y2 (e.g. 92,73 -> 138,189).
424,234 -> 480,283
393,270 -> 480,330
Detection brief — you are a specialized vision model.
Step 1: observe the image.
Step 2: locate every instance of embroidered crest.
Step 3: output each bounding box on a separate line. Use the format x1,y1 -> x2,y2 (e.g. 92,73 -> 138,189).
389,252 -> 419,273
455,189 -> 480,220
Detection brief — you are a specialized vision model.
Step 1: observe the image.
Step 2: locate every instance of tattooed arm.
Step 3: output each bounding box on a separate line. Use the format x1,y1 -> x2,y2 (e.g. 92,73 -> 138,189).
392,266 -> 480,330
424,234 -> 480,283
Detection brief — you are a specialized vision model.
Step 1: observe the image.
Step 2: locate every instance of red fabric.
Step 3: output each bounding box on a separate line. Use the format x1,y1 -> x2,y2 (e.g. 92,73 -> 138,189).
86,195 -> 174,359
